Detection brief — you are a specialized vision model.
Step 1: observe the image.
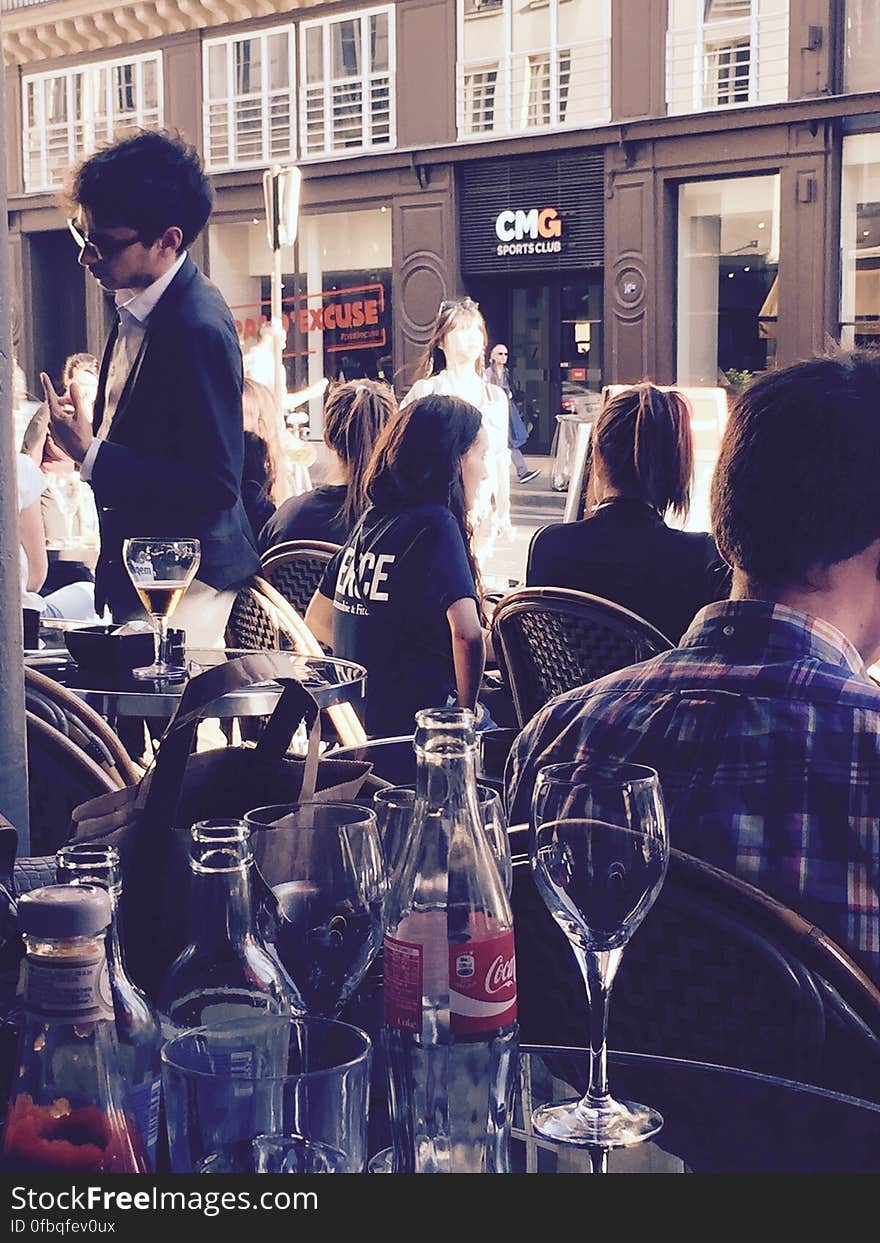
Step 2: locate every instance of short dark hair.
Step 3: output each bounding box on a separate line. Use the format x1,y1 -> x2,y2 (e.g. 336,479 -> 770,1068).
592,383 -> 693,518
710,349 -> 880,588
67,129 -> 212,248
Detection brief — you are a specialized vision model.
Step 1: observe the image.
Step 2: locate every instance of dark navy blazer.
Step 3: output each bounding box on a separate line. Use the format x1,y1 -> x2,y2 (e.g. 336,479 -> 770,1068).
89,255 -> 260,619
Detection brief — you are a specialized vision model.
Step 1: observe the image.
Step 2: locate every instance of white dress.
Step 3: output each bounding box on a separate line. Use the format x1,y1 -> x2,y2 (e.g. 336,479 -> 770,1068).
401,371 -> 512,567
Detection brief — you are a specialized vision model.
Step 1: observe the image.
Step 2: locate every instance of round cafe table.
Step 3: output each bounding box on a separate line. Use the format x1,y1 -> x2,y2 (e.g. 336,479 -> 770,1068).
23,647 -> 366,725
359,1045 -> 880,1174
507,1047 -> 880,1174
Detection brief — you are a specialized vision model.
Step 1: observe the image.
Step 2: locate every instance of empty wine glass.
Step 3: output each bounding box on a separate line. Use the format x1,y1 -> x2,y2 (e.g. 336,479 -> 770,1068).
243,802 -> 388,1019
530,761 -> 669,1147
122,537 -> 200,681
50,472 -> 81,544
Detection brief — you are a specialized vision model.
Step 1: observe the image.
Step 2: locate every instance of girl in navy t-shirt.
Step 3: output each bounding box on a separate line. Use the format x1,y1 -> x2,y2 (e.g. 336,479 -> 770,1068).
306,394 -> 489,737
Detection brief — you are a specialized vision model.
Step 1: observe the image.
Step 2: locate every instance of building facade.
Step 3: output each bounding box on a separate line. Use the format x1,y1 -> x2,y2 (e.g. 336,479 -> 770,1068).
4,0 -> 880,450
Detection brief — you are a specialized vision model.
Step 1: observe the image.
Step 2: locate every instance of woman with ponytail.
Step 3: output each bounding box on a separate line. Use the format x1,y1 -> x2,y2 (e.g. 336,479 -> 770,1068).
306,394 -> 490,737
527,383 -> 730,642
259,378 -> 395,551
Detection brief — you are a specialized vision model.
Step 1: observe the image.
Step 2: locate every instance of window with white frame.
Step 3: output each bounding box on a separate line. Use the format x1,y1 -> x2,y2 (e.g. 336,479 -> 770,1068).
300,6 -> 395,158
457,0 -> 609,140
23,53 -> 161,193
844,1 -> 880,93
666,0 -> 789,115
203,27 -> 295,171
463,67 -> 498,133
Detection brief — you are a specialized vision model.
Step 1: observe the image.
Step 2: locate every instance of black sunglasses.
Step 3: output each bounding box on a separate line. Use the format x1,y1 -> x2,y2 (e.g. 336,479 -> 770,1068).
438,297 -> 480,314
67,218 -> 144,261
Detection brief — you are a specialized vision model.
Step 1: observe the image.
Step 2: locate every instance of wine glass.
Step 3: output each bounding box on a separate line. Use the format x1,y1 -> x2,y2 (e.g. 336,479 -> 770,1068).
122,537 -> 200,681
243,802 -> 388,1018
529,761 -> 668,1147
50,472 -> 81,544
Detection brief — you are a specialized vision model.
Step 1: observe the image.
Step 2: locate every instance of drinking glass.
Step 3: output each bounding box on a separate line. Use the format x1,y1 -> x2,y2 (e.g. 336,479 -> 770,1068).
243,802 -> 388,1018
50,472 -> 81,544
373,783 -> 512,894
529,761 -> 668,1147
161,1015 -> 372,1173
122,537 -> 200,681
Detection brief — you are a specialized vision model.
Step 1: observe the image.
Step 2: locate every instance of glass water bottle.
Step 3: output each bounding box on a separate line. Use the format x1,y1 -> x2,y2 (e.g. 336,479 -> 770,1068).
157,820 -> 297,1040
2,885 -> 146,1173
56,843 -> 163,1170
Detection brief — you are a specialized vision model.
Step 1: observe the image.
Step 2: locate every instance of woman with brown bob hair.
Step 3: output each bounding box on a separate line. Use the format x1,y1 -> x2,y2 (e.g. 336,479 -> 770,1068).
527,383 -> 730,642
306,393 -> 490,737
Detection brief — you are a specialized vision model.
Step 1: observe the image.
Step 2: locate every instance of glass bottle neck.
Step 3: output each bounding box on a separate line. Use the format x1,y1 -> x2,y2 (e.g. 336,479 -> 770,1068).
189,864 -> 256,948
415,748 -> 480,811
413,707 -> 481,818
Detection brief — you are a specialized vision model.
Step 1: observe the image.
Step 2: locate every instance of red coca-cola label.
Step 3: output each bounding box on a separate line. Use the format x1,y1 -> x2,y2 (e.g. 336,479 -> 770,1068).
449,930 -> 516,1036
383,933 -> 423,1032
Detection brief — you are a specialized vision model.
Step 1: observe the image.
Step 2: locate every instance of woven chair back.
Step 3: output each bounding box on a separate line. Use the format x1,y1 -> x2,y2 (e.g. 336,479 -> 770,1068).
492,587 -> 673,727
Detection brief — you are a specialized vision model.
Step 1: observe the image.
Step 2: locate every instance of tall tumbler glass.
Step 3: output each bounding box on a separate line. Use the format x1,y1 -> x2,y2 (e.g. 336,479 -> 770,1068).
161,1015 -> 372,1173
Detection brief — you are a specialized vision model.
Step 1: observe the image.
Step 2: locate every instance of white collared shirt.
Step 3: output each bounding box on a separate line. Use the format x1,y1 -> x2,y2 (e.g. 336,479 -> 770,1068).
81,250 -> 187,481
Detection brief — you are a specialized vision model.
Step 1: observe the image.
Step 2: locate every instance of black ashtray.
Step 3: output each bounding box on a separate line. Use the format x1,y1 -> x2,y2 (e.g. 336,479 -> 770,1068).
64,624 -> 156,672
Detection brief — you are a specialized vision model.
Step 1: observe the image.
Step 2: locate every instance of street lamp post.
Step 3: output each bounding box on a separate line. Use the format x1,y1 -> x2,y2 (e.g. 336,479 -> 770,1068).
262,165 -> 303,418
0,45 -> 30,846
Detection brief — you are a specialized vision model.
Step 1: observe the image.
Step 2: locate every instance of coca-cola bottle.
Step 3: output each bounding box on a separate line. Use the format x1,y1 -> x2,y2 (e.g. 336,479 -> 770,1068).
2,885 -> 146,1173
56,844 -> 163,1170
383,708 -> 518,1173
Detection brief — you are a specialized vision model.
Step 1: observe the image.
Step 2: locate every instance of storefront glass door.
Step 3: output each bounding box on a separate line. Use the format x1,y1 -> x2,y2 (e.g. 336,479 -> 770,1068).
475,274 -> 603,454
511,284 -> 553,451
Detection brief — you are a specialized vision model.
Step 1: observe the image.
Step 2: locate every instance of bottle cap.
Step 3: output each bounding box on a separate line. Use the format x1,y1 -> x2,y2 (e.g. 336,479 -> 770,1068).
18,884 -> 112,939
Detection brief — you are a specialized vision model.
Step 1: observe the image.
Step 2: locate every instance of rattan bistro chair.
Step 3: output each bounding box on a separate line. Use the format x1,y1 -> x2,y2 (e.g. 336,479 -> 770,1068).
26,712 -> 118,855
24,665 -> 142,788
227,580 -> 295,653
491,586 -> 674,727
260,540 -> 341,617
226,576 -> 366,749
511,845 -> 880,1102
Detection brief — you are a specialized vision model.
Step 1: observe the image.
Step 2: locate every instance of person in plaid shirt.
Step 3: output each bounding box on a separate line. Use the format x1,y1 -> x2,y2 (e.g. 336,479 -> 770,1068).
506,350 -> 880,984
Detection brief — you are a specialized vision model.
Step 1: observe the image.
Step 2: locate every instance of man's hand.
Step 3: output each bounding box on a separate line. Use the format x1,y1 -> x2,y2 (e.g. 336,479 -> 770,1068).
41,372 -> 94,464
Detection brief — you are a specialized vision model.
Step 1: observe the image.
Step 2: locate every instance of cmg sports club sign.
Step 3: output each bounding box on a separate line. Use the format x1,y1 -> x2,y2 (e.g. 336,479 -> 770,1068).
494,206 -> 563,257
459,151 -> 604,275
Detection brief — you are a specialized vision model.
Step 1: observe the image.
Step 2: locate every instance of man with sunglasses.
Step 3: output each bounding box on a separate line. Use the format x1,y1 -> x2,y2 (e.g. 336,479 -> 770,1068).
41,129 -> 259,641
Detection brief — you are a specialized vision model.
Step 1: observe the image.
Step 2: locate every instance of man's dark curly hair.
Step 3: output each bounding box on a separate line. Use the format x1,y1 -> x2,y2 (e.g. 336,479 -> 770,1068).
67,129 -> 212,249
711,347 -> 880,590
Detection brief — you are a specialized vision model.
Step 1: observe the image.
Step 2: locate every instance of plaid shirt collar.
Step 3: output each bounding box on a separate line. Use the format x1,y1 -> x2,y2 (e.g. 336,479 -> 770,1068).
680,599 -> 869,682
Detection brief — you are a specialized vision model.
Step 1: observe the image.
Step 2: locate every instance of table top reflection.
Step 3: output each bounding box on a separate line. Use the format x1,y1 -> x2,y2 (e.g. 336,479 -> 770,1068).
23,647 -> 367,720
512,1048 -> 880,1174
